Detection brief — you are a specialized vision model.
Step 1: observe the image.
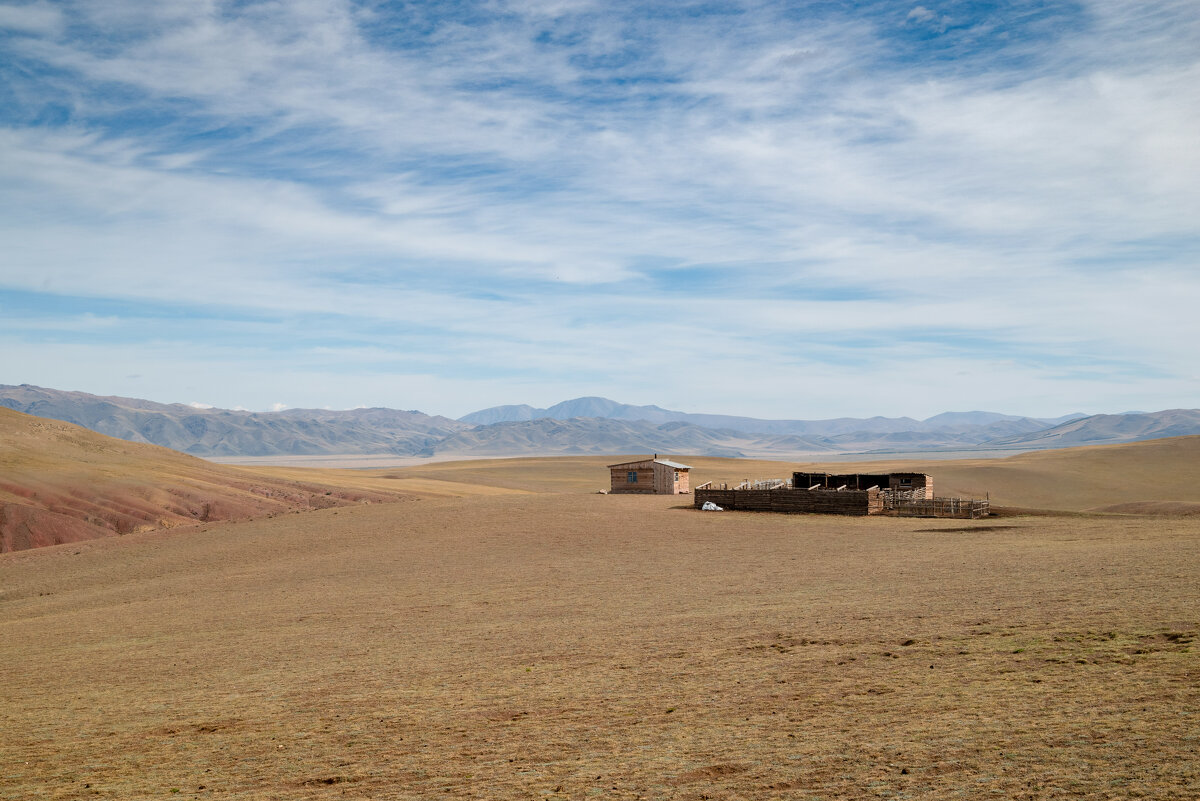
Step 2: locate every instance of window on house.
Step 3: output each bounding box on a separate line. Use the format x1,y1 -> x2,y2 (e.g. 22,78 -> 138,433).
627,471 -> 637,483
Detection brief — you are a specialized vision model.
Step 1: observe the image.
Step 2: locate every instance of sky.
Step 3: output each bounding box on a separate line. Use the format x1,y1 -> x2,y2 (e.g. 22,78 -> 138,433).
1,0 -> 1198,420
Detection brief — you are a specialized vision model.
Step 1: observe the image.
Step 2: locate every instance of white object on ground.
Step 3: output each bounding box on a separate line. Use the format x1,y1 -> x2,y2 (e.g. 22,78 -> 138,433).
701,501 -> 723,511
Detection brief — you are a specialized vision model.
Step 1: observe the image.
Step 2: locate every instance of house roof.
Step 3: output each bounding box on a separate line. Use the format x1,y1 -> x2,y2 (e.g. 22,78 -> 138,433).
607,458 -> 692,470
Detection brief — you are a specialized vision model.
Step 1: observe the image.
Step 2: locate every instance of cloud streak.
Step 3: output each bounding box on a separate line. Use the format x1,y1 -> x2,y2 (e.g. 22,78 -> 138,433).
1,0 -> 1197,418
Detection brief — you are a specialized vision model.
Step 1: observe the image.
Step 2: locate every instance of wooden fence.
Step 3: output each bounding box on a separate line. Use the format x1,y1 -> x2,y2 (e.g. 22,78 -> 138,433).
695,487 -> 882,516
884,496 -> 990,519
695,479 -> 789,491
695,487 -> 989,519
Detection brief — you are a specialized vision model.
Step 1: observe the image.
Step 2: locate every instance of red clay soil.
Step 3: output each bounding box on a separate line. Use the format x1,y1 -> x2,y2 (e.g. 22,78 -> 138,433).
0,408 -> 405,552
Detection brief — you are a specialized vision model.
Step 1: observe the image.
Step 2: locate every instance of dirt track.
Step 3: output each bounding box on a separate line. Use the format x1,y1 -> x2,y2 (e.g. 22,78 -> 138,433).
2,491 -> 1197,800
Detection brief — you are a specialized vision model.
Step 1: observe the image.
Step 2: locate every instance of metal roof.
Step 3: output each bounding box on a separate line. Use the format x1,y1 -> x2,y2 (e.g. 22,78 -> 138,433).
607,458 -> 692,469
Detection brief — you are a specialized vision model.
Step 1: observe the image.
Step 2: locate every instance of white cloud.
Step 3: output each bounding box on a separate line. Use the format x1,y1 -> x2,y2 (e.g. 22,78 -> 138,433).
904,6 -> 950,33
0,1 -> 63,35
906,7 -> 937,24
1,0 -> 1197,418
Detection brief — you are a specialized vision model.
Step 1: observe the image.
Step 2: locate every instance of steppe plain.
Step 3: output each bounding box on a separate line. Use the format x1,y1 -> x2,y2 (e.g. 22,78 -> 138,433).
3,440 -> 1199,799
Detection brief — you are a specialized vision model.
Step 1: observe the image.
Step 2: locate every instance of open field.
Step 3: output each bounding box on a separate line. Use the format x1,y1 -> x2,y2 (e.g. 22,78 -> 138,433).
3,433 -> 1199,798
3,485 -> 1199,799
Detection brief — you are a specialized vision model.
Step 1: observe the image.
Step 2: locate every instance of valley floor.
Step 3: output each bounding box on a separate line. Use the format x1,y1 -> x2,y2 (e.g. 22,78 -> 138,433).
2,493 -> 1198,800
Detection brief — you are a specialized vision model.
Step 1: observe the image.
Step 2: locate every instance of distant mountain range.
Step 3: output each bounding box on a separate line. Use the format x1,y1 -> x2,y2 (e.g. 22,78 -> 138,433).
461,396 -> 1083,436
0,384 -> 467,457
2,384 -> 1198,460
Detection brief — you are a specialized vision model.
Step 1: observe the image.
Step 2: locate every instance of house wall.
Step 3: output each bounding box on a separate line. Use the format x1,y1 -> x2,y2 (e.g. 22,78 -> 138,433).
653,464 -> 672,494
610,462 -> 657,494
652,464 -> 690,494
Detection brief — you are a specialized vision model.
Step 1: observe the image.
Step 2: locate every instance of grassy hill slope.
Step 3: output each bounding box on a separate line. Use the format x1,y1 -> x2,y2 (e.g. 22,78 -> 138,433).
0,408 -> 405,552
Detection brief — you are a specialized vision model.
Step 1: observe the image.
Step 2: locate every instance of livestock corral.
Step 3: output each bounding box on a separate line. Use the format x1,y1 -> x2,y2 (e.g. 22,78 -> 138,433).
695,471 -> 990,518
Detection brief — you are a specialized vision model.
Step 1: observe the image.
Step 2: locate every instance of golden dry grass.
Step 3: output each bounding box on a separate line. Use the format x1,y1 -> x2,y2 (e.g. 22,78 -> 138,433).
2,488 -> 1198,800
3,432 -> 1200,798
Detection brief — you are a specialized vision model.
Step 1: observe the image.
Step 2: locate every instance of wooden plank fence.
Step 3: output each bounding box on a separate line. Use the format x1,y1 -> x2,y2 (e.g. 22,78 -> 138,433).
695,487 -> 882,516
695,487 -> 989,519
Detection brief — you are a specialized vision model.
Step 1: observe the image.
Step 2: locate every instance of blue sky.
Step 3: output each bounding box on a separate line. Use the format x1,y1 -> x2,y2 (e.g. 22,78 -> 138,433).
1,0 -> 1197,419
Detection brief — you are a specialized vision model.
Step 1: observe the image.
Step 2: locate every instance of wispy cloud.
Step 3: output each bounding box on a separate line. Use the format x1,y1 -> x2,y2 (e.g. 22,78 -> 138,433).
1,0 -> 1197,417
0,1 -> 62,36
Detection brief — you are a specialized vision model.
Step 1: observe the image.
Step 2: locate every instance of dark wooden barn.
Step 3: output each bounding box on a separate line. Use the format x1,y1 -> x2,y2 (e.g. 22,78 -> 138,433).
792,472 -> 933,498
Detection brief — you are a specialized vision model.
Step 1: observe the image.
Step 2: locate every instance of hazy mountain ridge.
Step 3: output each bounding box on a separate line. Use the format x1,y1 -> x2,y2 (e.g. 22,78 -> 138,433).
430,417 -> 841,459
0,385 -> 468,457
1,385 -> 1195,460
460,396 -> 1085,436
983,409 -> 1200,448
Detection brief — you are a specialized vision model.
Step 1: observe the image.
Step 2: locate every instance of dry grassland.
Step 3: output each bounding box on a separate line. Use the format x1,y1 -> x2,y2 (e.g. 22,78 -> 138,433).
278,436 -> 1200,512
3,478 -> 1198,799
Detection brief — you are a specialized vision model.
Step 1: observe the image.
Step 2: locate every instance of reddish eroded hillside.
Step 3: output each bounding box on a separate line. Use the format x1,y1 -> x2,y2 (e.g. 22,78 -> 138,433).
0,408 -> 405,552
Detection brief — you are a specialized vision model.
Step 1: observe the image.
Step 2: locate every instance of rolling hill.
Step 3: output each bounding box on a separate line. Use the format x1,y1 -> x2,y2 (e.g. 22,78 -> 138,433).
818,435 -> 1200,512
376,435 -> 1200,512
0,408 -> 404,552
